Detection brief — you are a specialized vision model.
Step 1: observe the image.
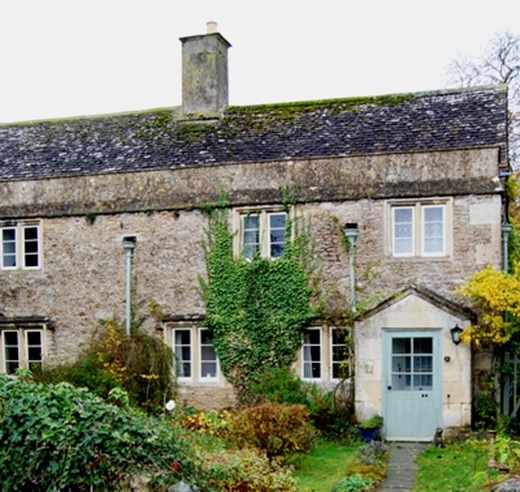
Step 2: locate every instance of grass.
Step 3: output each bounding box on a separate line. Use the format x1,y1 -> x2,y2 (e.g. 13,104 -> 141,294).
288,438 -> 360,492
415,439 -> 504,491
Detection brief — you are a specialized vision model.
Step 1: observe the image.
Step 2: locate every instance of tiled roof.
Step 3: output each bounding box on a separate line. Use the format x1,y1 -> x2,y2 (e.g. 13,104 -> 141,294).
0,86 -> 508,180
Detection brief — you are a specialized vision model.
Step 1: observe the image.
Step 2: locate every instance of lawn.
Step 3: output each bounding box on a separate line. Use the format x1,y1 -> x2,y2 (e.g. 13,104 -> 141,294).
415,439 -> 504,491
288,438 -> 360,492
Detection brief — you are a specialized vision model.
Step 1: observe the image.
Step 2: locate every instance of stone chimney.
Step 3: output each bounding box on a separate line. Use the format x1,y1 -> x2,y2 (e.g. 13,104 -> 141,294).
179,22 -> 231,119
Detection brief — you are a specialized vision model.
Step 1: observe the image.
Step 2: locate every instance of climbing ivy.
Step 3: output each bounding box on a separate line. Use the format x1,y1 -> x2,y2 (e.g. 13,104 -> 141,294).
199,197 -> 317,405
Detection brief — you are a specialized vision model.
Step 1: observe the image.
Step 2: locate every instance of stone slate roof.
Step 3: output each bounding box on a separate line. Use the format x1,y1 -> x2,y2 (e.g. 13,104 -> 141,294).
0,85 -> 508,181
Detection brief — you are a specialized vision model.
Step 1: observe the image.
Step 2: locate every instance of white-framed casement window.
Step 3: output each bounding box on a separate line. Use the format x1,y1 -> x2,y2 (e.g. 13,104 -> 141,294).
1,222 -> 41,270
331,328 -> 349,380
238,210 -> 287,259
199,329 -> 218,380
169,324 -> 219,382
302,328 -> 322,380
172,329 -> 192,380
1,327 -> 44,374
300,326 -> 349,382
391,201 -> 448,257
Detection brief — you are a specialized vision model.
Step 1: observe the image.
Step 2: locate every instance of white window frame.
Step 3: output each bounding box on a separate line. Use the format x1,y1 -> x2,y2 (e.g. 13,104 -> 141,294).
172,328 -> 193,381
1,222 -> 42,270
235,208 -> 288,259
330,328 -> 349,382
421,205 -> 446,256
302,327 -> 322,381
389,200 -> 450,258
199,328 -> 219,381
1,327 -> 45,374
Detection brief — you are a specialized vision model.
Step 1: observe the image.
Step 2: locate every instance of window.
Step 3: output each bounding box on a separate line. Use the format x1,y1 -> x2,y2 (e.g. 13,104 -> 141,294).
331,328 -> 349,380
170,325 -> 219,382
1,328 -> 44,373
302,328 -> 322,379
240,210 -> 287,259
1,223 -> 41,269
173,329 -> 192,379
391,203 -> 447,257
200,329 -> 218,380
300,326 -> 349,382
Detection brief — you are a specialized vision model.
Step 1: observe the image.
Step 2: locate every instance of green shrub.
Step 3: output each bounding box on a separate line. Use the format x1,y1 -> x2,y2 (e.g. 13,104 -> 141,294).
357,440 -> 388,466
0,374 -> 197,491
34,318 -> 175,413
306,383 -> 353,437
198,447 -> 298,491
227,402 -> 316,458
249,366 -> 353,437
331,474 -> 374,492
249,365 -> 309,405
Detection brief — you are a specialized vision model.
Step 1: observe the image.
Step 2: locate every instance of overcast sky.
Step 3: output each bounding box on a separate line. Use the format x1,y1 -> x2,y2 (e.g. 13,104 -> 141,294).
1,0 -> 519,123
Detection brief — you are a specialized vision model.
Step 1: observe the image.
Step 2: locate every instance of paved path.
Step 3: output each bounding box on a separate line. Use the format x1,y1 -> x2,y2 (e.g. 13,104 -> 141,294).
378,442 -> 428,491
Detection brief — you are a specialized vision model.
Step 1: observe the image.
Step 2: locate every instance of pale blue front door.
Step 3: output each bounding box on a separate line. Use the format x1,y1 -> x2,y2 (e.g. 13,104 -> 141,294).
383,329 -> 442,441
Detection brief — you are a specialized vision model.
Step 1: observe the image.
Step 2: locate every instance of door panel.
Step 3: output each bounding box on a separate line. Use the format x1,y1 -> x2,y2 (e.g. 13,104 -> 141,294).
383,330 -> 441,441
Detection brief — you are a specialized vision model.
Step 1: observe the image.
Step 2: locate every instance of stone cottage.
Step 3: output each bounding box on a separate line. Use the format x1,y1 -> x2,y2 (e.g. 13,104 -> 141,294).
0,24 -> 510,440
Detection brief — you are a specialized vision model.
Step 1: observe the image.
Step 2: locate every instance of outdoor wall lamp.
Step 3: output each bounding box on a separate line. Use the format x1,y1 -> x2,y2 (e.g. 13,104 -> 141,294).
450,324 -> 463,345
123,236 -> 137,336
343,223 -> 359,311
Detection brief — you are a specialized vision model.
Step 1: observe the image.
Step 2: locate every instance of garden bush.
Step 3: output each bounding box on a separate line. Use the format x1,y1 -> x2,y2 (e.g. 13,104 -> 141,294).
34,318 -> 175,413
330,474 -> 374,492
0,373 -> 197,491
227,402 -> 316,458
198,447 -> 298,491
249,366 -> 353,437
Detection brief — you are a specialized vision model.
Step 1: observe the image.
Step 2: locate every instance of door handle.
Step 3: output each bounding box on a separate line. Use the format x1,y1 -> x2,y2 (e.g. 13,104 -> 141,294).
387,386 -> 392,390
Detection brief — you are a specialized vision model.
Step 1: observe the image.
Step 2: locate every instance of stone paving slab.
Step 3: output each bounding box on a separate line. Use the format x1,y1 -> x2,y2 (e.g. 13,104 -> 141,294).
378,442 -> 428,492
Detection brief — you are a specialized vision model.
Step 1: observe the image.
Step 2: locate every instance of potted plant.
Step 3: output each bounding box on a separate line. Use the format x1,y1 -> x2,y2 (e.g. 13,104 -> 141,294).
358,415 -> 383,442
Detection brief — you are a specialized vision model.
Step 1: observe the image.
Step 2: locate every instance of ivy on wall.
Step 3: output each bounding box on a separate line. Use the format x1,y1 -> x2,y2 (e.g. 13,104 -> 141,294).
199,196 -> 317,404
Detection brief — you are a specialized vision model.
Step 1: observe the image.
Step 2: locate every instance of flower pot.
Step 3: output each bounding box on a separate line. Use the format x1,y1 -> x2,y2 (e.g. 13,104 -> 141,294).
358,426 -> 380,442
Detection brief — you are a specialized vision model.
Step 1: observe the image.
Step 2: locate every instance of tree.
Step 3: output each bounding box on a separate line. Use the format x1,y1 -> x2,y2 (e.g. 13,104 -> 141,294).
446,30 -> 520,168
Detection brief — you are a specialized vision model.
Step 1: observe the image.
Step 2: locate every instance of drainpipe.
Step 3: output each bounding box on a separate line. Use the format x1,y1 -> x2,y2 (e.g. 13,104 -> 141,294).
122,236 -> 137,336
502,223 -> 512,273
344,223 -> 359,312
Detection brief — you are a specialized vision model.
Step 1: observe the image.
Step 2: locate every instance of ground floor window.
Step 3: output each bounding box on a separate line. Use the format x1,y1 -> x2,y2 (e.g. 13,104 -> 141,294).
1,327 -> 45,374
301,326 -> 349,382
168,323 -> 219,382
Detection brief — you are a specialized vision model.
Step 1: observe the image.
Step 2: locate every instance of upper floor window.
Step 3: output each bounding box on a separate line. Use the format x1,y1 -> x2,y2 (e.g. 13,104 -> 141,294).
240,210 -> 287,259
391,202 -> 447,257
1,222 -> 41,270
1,327 -> 44,374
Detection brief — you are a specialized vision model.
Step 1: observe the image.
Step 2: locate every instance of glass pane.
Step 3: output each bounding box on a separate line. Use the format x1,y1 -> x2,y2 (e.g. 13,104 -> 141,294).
395,223 -> 412,238
28,346 -> 42,361
310,363 -> 321,378
244,230 -> 260,243
27,331 -> 42,346
200,330 -> 213,344
424,238 -> 443,253
270,228 -> 285,243
201,346 -> 216,360
24,227 -> 38,241
424,207 -> 442,222
414,338 -> 432,354
4,331 -> 18,345
201,362 -> 217,378
392,338 -> 411,354
394,238 -> 413,254
392,355 -> 411,373
175,330 -> 191,345
303,330 -> 320,345
413,374 -> 433,389
2,229 -> 15,242
414,356 -> 432,372
392,373 -> 411,390
243,215 -> 259,229
269,213 -> 286,228
177,361 -> 192,378
395,208 -> 412,223
270,244 -> 284,258
6,361 -> 19,374
5,346 -> 19,360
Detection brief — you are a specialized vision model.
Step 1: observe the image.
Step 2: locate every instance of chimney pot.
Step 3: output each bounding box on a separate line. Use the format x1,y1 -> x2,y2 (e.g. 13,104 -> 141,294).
206,21 -> 218,34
